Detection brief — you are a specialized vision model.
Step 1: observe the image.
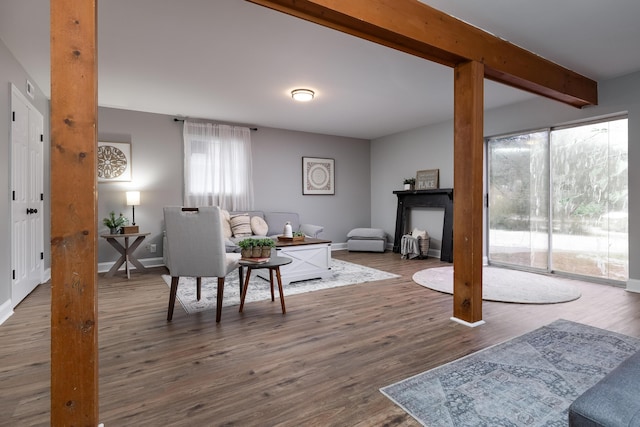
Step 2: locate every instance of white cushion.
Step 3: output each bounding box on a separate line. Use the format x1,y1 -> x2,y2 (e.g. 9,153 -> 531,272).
220,209 -> 232,239
250,216 -> 269,236
230,214 -> 252,237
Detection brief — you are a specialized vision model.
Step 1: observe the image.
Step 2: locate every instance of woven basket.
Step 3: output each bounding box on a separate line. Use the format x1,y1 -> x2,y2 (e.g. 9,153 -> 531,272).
418,236 -> 430,257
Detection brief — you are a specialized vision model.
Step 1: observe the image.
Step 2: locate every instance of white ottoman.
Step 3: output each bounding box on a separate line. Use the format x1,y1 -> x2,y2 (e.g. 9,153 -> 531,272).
347,228 -> 386,252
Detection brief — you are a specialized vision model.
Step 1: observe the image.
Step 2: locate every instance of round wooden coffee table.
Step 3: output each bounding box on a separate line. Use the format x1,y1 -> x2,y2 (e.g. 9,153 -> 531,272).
238,256 -> 292,314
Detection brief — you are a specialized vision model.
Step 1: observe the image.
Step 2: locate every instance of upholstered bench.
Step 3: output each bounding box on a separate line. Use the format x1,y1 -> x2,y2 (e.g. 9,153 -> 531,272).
568,349 -> 640,426
347,228 -> 386,252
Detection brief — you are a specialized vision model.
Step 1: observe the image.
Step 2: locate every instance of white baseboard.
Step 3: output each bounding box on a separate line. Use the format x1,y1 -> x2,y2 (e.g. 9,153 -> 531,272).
42,268 -> 51,283
331,242 -> 348,251
0,299 -> 14,326
626,278 -> 640,293
98,256 -> 165,274
450,317 -> 486,328
335,242 -> 444,258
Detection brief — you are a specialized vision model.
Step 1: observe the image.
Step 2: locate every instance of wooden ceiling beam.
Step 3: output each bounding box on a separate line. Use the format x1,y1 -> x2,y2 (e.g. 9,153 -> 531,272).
246,0 -> 597,108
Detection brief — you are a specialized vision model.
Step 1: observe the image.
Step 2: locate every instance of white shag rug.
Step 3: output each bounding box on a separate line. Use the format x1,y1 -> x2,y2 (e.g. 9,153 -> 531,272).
162,259 -> 400,314
412,266 -> 582,304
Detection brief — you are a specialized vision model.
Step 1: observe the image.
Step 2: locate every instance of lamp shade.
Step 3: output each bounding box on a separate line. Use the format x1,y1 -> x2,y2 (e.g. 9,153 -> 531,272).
126,191 -> 140,206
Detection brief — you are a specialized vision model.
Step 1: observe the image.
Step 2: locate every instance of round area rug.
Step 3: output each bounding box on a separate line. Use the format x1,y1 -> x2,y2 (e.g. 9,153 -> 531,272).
412,266 -> 582,304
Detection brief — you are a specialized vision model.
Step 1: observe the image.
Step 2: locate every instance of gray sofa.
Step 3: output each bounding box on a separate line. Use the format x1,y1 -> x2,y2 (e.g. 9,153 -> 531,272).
225,210 -> 324,252
569,349 -> 640,426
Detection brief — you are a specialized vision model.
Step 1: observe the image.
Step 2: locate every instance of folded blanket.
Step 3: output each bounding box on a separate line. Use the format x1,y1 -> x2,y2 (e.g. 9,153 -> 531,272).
401,234 -> 421,259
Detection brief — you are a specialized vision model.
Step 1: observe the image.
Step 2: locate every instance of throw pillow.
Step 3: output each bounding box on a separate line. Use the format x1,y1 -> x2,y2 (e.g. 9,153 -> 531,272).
250,216 -> 269,236
412,227 -> 428,239
220,209 -> 232,239
230,214 -> 252,237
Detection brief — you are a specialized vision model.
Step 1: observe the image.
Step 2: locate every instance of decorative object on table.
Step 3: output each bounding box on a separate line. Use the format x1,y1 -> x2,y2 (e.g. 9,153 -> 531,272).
238,238 -> 256,259
403,177 -> 415,190
238,238 -> 274,259
259,238 -> 275,257
122,190 -> 140,234
283,221 -> 293,238
415,169 -> 439,190
97,141 -> 132,182
302,156 -> 335,195
381,319 -> 640,427
277,232 -> 305,242
102,211 -> 128,234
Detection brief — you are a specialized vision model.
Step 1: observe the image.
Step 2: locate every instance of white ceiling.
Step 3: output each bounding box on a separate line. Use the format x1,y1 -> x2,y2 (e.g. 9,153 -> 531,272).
1,0 -> 639,140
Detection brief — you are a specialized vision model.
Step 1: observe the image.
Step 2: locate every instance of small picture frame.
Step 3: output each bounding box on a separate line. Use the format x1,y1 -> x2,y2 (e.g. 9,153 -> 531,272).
416,169 -> 439,190
98,141 -> 132,182
302,157 -> 335,195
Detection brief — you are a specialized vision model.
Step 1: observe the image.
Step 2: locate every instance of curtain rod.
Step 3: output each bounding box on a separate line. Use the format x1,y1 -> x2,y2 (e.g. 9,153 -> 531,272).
173,117 -> 257,131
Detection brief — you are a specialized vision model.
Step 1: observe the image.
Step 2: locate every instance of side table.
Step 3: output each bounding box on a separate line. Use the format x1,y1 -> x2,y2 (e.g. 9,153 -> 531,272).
100,232 -> 150,279
239,256 -> 292,314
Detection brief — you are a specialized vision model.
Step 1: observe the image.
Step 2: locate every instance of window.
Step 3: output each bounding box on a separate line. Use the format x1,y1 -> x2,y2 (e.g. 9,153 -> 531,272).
488,117 -> 628,282
183,121 -> 254,210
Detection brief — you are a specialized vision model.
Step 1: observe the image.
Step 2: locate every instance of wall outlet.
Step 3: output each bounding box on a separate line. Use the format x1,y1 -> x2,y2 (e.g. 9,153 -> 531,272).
149,244 -> 157,253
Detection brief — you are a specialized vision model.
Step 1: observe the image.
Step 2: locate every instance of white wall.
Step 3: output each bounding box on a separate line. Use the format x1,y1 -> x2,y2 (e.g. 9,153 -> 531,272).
0,39 -> 50,317
96,108 -> 371,265
371,70 -> 640,284
371,121 -> 454,252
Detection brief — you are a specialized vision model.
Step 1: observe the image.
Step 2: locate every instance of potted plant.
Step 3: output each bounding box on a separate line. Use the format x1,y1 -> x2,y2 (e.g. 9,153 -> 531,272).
238,238 -> 256,258
403,177 -> 416,190
259,238 -> 276,257
251,239 -> 263,258
103,211 -> 128,234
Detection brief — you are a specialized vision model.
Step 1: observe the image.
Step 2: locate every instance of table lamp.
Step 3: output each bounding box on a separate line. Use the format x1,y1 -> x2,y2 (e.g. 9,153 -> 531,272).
124,191 -> 140,233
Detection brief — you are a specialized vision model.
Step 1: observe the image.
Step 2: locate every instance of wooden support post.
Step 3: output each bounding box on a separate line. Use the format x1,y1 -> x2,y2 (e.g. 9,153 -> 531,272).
452,61 -> 485,326
50,0 -> 99,425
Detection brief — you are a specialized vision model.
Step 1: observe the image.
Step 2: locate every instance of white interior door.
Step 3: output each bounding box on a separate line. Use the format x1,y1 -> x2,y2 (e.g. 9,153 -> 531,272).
11,84 -> 44,307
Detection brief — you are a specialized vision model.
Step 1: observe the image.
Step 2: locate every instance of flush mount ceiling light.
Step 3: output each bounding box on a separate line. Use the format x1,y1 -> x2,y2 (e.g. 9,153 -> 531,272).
291,88 -> 315,102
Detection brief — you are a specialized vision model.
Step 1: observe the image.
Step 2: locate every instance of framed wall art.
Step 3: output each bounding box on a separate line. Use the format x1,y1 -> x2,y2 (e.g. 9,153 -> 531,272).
302,157 -> 335,195
98,141 -> 132,182
416,169 -> 439,190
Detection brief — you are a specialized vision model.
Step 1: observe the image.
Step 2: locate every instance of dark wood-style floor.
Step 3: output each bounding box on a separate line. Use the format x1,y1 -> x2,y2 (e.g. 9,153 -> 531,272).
1,251 -> 639,426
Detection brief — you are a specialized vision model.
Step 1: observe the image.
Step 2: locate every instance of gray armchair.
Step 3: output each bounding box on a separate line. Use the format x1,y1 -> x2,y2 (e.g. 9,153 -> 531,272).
163,206 -> 241,322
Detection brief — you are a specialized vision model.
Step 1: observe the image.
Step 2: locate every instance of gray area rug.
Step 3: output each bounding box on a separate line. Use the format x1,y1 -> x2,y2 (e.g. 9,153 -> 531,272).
413,266 -> 582,304
162,259 -> 399,314
381,319 -> 640,427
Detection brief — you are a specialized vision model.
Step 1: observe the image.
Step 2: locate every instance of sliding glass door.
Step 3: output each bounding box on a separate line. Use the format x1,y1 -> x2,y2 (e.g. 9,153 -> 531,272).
487,130 -> 549,270
550,119 -> 628,281
487,117 -> 628,282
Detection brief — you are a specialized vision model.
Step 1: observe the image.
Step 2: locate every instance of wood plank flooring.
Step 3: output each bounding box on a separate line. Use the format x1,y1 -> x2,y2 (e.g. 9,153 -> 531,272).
1,251 -> 639,426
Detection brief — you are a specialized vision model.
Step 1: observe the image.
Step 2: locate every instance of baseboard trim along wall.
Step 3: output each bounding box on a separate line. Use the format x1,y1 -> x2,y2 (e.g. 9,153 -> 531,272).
97,256 -> 165,274
0,299 -> 14,326
627,278 -> 640,293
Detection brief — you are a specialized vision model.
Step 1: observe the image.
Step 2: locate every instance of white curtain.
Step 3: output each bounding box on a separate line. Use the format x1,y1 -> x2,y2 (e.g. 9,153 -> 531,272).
183,120 -> 254,210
